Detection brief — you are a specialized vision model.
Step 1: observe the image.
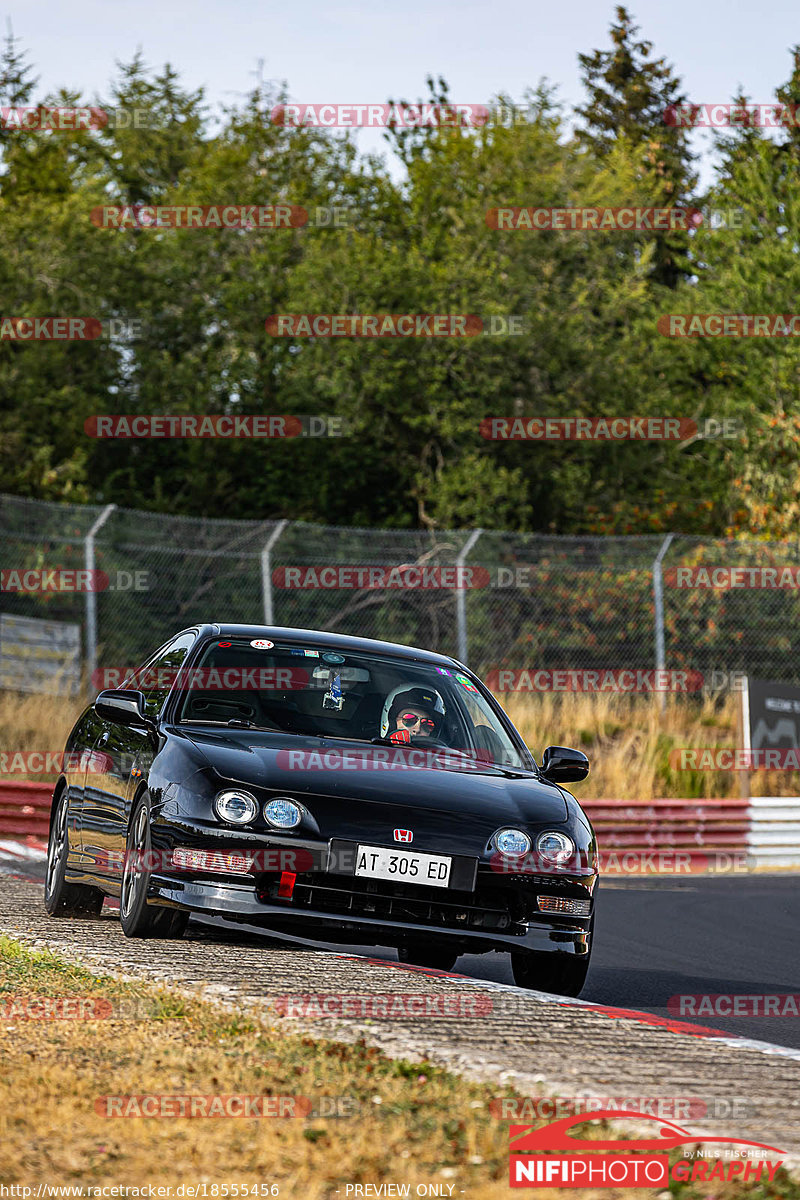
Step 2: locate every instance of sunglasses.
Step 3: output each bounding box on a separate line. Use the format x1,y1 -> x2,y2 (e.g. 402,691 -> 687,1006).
399,712 -> 437,731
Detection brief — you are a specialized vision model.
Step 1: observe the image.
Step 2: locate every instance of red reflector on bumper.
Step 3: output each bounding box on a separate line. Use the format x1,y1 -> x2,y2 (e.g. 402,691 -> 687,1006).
277,871 -> 296,898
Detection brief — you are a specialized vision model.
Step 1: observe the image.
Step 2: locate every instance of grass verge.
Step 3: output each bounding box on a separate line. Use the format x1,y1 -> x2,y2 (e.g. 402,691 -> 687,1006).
0,935 -> 796,1198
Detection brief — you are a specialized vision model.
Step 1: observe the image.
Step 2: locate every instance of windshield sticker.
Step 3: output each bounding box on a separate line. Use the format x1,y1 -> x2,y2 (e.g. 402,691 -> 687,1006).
455,672 -> 479,693
304,649 -> 321,657
436,667 -> 452,676
250,639 -> 274,650
322,652 -> 345,664
217,641 -> 232,648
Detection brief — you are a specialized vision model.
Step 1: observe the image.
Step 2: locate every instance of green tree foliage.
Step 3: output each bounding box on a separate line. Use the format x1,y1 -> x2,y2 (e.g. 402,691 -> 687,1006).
0,18 -> 797,540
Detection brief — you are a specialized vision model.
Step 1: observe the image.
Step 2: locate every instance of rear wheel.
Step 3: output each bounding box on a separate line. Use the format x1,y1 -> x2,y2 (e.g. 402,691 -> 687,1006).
397,944 -> 459,971
44,788 -> 104,917
120,792 -> 188,939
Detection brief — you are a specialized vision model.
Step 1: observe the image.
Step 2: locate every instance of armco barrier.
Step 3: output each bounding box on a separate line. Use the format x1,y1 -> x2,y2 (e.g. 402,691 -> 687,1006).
1,783 -> 798,869
747,796 -> 800,868
581,797 -> 750,871
0,780 -> 52,839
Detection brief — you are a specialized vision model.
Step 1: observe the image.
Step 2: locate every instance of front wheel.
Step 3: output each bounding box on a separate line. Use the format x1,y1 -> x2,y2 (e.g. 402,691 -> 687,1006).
120,792 -> 188,939
511,950 -> 590,997
44,788 -> 104,917
398,944 -> 459,971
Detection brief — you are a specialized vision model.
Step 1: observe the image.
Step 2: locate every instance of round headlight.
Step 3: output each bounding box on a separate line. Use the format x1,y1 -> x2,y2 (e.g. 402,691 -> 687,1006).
214,789 -> 257,825
536,830 -> 575,866
495,828 -> 531,856
264,797 -> 302,829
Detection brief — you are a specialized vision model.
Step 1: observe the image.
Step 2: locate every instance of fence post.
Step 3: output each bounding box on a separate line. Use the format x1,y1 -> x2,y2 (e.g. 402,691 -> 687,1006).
652,533 -> 675,712
455,528 -> 483,666
85,504 -> 117,690
261,519 -> 288,625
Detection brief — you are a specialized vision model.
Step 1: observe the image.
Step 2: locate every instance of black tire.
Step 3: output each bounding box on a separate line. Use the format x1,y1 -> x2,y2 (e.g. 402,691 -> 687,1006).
44,788 -> 104,917
120,792 -> 188,939
511,950 -> 590,997
398,944 -> 459,971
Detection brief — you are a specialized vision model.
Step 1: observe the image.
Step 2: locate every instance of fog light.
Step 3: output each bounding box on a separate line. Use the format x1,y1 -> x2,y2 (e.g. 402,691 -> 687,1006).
537,895 -> 591,916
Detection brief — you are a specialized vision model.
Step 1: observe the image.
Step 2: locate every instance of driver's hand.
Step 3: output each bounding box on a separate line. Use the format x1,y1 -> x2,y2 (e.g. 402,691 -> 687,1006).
389,728 -> 411,745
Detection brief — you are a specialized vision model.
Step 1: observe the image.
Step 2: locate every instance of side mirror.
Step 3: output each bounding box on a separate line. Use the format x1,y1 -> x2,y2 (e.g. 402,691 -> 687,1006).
540,745 -> 589,784
95,689 -> 150,727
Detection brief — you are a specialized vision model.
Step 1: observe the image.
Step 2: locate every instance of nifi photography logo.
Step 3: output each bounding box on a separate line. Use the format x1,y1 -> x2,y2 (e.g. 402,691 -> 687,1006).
508,1111 -> 785,1188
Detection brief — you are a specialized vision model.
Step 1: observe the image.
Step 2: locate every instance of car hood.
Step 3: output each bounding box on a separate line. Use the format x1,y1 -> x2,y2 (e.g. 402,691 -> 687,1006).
176,728 -> 570,829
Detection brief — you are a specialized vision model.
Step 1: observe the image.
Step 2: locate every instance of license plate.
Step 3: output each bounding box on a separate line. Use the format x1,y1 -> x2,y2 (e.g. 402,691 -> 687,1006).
354,845 -> 452,888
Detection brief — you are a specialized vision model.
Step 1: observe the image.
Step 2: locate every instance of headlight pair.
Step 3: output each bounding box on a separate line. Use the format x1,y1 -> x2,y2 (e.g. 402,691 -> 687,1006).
494,827 -> 575,866
214,790 -> 301,829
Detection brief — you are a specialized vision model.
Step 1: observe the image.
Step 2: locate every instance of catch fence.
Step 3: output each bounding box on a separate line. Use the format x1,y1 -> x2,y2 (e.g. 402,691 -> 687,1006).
1,492 -> 799,689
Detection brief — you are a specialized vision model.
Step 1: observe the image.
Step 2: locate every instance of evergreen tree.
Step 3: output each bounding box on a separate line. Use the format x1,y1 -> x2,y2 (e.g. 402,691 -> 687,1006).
576,6 -> 697,287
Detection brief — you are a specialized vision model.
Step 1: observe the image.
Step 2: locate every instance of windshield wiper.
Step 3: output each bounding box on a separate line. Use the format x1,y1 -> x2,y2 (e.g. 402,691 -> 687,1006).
180,718 -> 279,731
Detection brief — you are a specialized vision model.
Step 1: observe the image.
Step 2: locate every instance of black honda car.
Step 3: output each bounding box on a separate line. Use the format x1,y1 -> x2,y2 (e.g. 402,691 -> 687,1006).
45,624 -> 597,995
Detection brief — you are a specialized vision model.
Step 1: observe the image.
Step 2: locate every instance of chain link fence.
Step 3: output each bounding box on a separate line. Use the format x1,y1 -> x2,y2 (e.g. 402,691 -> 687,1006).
2,491 -> 800,690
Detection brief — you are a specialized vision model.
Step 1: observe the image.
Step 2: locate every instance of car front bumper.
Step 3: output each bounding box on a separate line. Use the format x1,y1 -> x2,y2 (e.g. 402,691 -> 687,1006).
146,826 -> 595,956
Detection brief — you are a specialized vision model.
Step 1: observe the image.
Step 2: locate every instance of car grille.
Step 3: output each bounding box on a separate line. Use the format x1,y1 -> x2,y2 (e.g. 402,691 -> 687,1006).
256,872 -> 524,932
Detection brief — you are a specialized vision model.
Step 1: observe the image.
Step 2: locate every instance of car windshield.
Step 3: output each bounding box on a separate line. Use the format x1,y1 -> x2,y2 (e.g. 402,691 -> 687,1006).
172,638 -> 528,769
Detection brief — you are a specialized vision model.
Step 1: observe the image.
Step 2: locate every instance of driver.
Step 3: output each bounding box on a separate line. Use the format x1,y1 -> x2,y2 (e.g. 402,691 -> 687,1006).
382,686 -> 446,745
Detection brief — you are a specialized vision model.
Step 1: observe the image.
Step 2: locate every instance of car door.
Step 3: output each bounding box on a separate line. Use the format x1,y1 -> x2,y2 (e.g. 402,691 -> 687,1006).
82,632 -> 196,883
63,706 -> 106,864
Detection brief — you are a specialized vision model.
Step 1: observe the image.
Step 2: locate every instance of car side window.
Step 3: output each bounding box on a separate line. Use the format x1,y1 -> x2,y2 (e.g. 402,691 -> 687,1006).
136,633 -> 196,717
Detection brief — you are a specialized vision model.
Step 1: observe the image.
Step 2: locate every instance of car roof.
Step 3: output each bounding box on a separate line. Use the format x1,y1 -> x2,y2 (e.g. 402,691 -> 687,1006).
193,623 -> 465,670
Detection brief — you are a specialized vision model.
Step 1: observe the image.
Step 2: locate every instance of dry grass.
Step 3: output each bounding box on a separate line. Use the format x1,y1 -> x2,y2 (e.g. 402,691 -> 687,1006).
0,935 -> 508,1195
0,690 -> 83,764
0,936 -> 792,1200
500,691 -> 800,799
0,688 -> 794,799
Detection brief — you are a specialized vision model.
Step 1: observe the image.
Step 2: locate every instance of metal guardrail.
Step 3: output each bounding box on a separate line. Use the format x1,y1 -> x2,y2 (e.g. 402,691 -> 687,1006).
0,780 -> 51,840
747,797 -> 800,867
4,785 -> 796,869
582,797 -> 751,867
